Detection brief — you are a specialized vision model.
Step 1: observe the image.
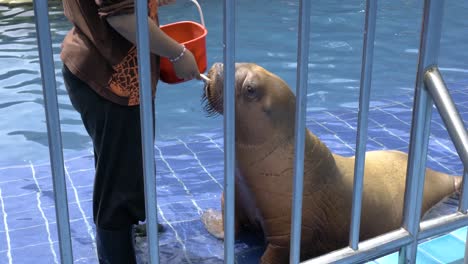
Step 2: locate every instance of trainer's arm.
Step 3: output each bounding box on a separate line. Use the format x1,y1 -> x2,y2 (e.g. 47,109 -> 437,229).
106,13 -> 184,60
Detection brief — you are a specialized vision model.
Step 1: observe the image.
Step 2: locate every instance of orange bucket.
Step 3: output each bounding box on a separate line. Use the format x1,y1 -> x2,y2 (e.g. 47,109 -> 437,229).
159,0 -> 208,84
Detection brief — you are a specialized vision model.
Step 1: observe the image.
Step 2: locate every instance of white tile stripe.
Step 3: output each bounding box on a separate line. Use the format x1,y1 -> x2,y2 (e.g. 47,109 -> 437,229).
323,111 -> 386,148
0,154 -> 93,171
64,165 -> 96,252
176,138 -> 223,189
0,187 -> 12,264
201,135 -> 224,153
417,247 -> 444,263
0,212 -> 209,234
368,118 -> 456,174
5,198 -> 92,217
376,108 -> 459,157
157,205 -> 193,264
0,215 -> 93,233
0,175 -> 49,185
154,145 -> 204,215
29,162 -> 58,264
0,241 -> 57,254
309,119 -> 356,152
1,184 -> 94,199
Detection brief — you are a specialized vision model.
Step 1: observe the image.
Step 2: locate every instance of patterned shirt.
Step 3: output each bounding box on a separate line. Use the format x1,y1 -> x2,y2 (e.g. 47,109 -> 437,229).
61,0 -> 160,106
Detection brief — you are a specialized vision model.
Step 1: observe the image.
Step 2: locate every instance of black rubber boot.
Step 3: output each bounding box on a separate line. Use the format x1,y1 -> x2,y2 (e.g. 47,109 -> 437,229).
96,226 -> 137,264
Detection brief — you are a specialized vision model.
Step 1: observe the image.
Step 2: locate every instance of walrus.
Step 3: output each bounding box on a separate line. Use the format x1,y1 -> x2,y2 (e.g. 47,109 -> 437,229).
200,62 -> 462,264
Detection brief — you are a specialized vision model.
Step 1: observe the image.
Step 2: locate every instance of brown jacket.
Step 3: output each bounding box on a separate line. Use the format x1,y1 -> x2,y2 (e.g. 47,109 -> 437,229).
61,0 -> 160,106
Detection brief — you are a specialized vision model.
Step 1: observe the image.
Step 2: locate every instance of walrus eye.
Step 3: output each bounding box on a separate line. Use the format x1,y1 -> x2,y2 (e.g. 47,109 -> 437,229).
244,85 -> 257,100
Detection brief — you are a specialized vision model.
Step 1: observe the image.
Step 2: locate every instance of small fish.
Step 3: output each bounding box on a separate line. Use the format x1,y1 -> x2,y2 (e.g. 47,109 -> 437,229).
200,74 -> 211,83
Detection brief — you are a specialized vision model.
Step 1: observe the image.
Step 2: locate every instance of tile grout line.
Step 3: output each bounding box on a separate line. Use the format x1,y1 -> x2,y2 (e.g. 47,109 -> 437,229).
29,161 -> 59,264
157,205 -> 193,264
0,241 -> 58,254
0,175 -> 49,185
0,187 -> 12,264
309,119 -> 356,152
0,154 -> 94,171
64,164 -> 97,252
177,138 -> 223,189
201,135 -> 224,153
5,198 -> 93,217
377,108 -> 459,157
368,118 -> 457,174
1,184 -> 94,199
0,216 -> 93,233
417,247 -> 445,264
323,111 -> 386,148
155,145 -> 204,215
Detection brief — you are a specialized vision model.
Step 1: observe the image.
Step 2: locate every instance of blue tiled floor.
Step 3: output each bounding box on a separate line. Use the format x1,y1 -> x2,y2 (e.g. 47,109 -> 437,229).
0,80 -> 467,263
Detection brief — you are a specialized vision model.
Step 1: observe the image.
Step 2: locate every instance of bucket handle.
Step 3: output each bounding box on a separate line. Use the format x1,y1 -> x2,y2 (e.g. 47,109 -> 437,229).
189,0 -> 206,28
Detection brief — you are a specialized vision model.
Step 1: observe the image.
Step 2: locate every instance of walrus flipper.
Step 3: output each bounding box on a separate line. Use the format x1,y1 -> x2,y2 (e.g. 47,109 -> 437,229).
260,244 -> 289,264
201,209 -> 225,239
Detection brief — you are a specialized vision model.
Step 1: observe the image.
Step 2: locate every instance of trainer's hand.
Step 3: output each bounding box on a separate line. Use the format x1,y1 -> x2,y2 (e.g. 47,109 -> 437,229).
158,0 -> 176,7
172,49 -> 201,81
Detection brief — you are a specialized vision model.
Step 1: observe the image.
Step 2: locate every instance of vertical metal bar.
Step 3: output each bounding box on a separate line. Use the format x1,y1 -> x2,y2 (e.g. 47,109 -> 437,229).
134,1 -> 160,263
461,169 -> 468,214
465,223 -> 468,264
32,1 -> 74,263
399,0 -> 444,263
349,0 -> 378,250
223,0 -> 236,263
289,0 -> 311,263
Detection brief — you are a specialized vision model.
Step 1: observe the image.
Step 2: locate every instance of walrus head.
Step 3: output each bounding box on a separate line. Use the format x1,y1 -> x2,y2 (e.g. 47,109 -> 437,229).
202,63 -> 296,146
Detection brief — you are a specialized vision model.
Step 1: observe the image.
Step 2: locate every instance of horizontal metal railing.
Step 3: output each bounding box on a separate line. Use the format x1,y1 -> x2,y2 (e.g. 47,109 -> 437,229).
30,0 -> 466,263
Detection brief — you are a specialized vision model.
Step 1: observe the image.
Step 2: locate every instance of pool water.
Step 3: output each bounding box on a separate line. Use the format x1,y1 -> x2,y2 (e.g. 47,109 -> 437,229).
0,0 -> 467,263
0,0 -> 467,164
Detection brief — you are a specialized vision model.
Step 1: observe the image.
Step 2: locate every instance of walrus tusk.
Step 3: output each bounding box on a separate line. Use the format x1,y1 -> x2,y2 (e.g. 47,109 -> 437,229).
200,73 -> 211,83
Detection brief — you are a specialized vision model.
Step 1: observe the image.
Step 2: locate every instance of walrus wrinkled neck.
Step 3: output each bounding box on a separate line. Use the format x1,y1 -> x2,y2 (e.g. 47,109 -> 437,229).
236,129 -> 291,158
304,131 -> 341,184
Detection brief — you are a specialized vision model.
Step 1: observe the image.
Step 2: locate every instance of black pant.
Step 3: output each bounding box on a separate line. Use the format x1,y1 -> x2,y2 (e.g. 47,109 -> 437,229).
62,65 -> 154,230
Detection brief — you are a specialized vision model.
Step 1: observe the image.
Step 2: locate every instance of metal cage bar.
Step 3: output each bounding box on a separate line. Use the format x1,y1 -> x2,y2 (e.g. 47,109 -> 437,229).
134,1 -> 160,263
349,0 -> 378,250
424,67 -> 468,168
304,228 -> 412,264
289,0 -> 312,263
399,0 -> 445,262
32,1 -> 74,263
462,169 -> 468,215
465,220 -> 468,264
223,0 -> 236,263
418,212 -> 468,240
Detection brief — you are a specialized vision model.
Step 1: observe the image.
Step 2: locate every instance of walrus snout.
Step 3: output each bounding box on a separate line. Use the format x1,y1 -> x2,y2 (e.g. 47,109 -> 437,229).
202,63 -> 226,116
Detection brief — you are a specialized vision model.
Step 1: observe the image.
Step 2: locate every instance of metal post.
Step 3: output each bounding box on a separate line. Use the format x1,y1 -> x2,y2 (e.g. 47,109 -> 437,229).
32,1 -> 74,263
223,0 -> 236,263
424,67 -> 468,168
134,1 -> 160,263
424,67 -> 468,213
465,223 -> 468,264
349,0 -> 378,250
289,0 -> 312,263
462,169 -> 468,214
399,0 -> 445,263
